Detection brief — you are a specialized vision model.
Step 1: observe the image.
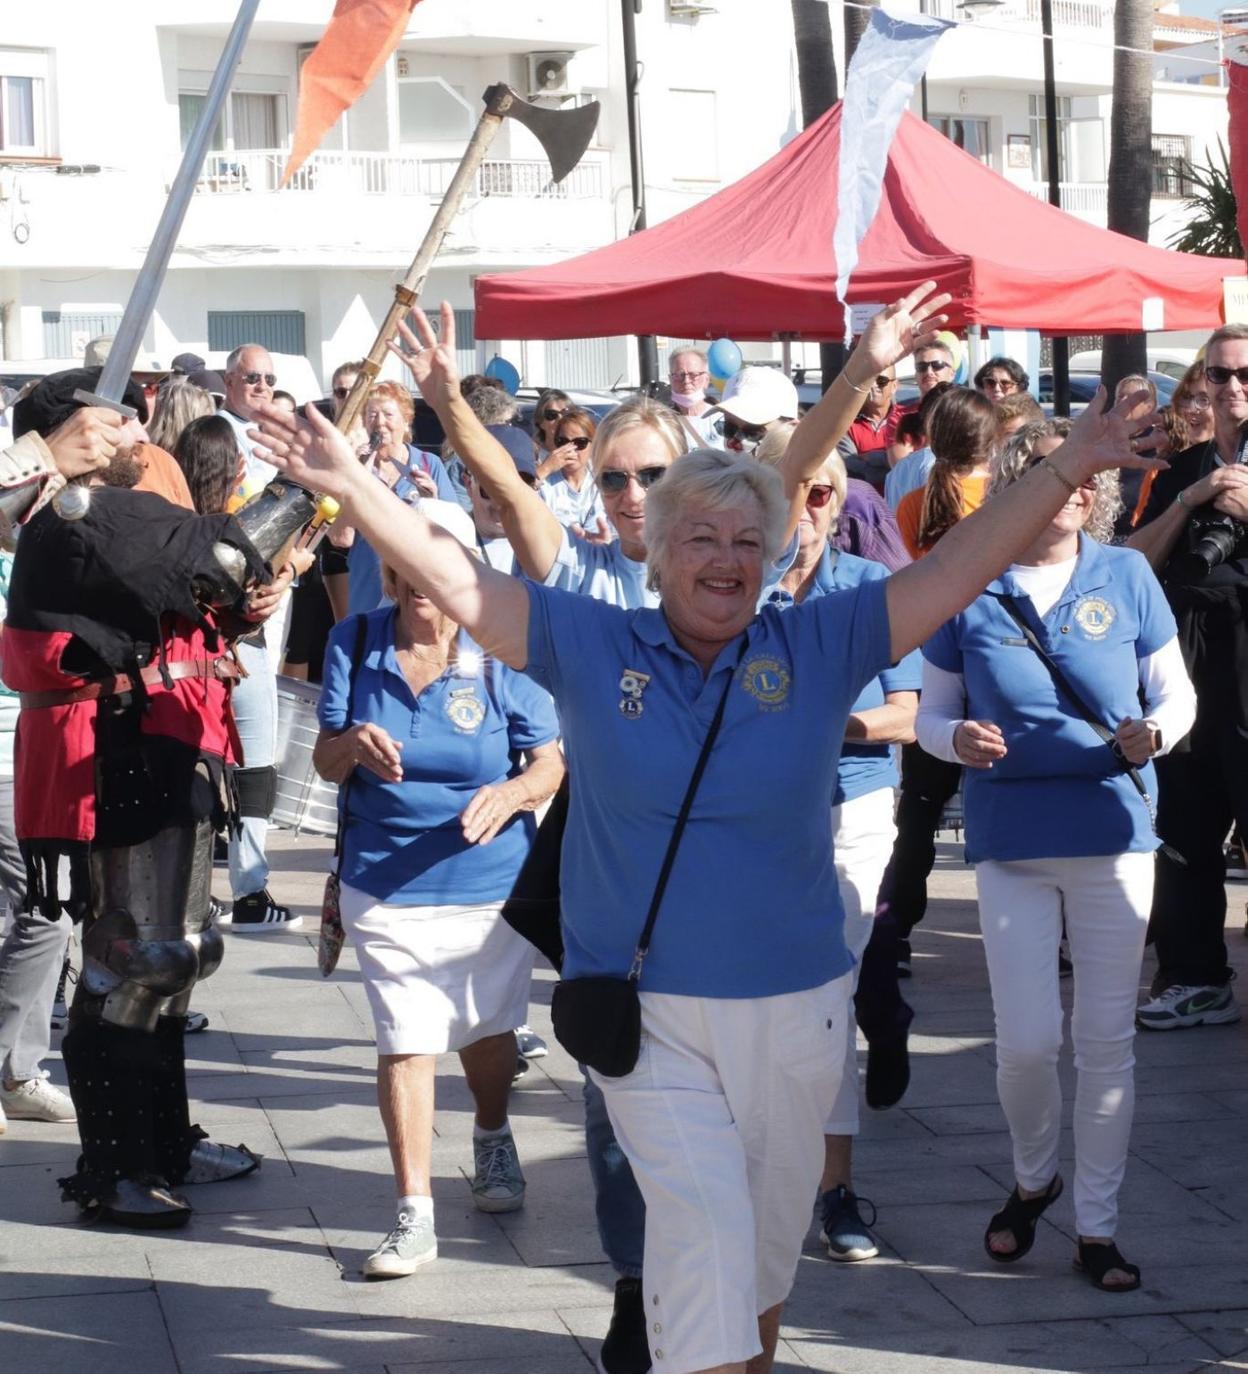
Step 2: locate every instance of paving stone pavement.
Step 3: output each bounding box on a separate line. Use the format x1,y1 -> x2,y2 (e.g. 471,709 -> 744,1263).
3,828 -> 1248,1373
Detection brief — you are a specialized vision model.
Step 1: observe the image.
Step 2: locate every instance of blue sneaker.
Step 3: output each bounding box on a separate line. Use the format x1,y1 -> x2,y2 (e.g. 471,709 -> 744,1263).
819,1185 -> 879,1261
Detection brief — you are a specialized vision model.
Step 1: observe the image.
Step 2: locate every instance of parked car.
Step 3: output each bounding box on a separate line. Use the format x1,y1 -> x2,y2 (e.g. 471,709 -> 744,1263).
1037,369 -> 1176,414
1068,347 -> 1196,382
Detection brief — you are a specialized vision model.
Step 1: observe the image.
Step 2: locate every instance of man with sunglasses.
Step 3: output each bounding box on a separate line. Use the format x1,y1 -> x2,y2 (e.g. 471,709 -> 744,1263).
1128,323 -> 1248,1032
221,344 -> 279,487
713,366 -> 799,456
839,366 -> 912,492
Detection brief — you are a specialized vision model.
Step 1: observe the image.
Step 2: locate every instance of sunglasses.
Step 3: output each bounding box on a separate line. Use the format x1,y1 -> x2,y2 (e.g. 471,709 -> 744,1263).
477,473 -> 539,500
541,407 -> 567,422
554,434 -> 592,451
723,419 -> 769,445
805,484 -> 836,509
868,375 -> 894,390
982,376 -> 1016,391
332,385 -> 351,400
599,465 -> 666,493
239,371 -> 276,387
915,359 -> 950,374
1206,365 -> 1248,386
1178,392 -> 1211,409
670,370 -> 708,382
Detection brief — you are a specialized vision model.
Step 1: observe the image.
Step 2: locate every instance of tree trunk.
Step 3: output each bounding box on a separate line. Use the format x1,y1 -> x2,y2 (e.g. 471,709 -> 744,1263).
1101,0 -> 1153,394
844,0 -> 877,66
792,0 -> 844,390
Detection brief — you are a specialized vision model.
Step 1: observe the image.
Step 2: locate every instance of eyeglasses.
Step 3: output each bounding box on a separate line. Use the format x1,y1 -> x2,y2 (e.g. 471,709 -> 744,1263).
554,434 -> 592,451
1177,392 -> 1211,410
239,371 -> 276,387
723,419 -> 769,445
332,385 -> 351,400
670,370 -> 708,382
915,359 -> 951,375
1205,365 -> 1248,386
599,465 -> 666,493
477,473 -> 538,500
868,375 -> 894,390
982,376 -> 1016,392
541,407 -> 568,422
805,484 -> 836,509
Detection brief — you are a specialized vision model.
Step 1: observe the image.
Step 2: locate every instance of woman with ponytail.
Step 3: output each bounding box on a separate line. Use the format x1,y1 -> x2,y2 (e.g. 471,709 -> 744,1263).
896,388 -> 998,558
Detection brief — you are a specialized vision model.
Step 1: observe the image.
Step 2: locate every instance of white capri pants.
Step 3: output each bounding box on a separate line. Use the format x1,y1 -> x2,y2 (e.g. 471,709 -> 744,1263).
975,852 -> 1154,1239
827,786 -> 897,1136
340,882 -> 535,1056
592,975 -> 851,1374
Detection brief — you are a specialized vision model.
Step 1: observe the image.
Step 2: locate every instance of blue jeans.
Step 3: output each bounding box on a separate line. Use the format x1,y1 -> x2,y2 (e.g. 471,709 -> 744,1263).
228,637 -> 278,900
583,1069 -> 645,1277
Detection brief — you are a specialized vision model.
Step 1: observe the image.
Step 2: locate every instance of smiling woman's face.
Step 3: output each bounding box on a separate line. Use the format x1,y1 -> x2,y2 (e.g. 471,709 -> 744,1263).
657,499 -> 766,653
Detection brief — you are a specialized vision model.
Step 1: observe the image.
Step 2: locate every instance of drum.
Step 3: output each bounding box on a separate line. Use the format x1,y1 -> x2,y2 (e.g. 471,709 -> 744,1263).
272,675 -> 340,837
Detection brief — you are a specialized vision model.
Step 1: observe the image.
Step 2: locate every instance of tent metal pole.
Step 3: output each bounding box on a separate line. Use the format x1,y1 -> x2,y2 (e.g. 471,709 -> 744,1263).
622,0 -> 659,390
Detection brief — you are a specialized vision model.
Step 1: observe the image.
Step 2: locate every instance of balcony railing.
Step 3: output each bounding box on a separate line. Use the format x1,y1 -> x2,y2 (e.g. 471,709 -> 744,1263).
189,149 -> 605,200
1025,181 -> 1109,215
926,0 -> 1110,28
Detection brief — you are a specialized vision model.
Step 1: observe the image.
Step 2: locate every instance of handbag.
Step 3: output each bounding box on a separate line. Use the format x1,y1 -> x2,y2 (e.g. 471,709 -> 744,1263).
318,615 -> 371,977
501,775 -> 568,972
550,648 -> 741,1077
998,594 -> 1185,867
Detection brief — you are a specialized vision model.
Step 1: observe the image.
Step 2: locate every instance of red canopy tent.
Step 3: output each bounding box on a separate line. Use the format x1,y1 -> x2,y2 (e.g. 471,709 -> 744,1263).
475,103 -> 1242,341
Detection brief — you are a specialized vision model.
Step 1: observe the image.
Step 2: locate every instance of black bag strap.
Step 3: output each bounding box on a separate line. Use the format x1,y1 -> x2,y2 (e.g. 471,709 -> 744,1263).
332,614 -> 371,878
997,593 -> 1185,866
629,642 -> 745,981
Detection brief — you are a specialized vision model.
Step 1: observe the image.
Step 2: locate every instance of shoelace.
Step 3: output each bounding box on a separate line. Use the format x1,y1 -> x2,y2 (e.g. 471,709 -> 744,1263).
476,1137 -> 518,1190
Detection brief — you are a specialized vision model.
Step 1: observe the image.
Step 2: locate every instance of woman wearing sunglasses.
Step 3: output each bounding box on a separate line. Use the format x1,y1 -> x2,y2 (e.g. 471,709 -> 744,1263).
537,407 -> 609,539
251,281 -> 1163,1373
915,420 -> 1195,1294
531,389 -> 572,471
759,429 -> 920,1267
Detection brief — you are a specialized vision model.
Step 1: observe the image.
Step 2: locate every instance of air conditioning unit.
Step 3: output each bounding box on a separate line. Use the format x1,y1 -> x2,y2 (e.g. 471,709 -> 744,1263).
528,52 -> 572,98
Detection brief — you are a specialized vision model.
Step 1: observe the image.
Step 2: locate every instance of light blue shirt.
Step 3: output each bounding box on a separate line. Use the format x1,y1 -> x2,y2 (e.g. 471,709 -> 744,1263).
320,609 -> 558,904
885,445 -> 934,512
523,577 -> 893,997
922,536 -> 1177,863
767,545 -> 920,804
541,472 -> 608,533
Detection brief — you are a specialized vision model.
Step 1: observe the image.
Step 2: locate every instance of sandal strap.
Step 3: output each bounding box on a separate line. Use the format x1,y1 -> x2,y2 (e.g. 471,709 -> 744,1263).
991,1175 -> 1063,1232
1077,1240 -> 1140,1286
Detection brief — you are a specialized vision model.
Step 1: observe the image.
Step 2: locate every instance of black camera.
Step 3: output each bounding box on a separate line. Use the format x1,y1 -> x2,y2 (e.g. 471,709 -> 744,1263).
1174,508 -> 1247,579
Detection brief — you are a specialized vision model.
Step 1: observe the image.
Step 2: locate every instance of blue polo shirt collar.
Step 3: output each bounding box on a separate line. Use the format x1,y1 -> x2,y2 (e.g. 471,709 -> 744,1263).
988,533 -> 1113,608
632,607 -> 752,674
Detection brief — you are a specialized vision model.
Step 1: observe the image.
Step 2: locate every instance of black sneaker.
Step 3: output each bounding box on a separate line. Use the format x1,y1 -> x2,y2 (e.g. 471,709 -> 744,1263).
599,1275 -> 650,1373
229,890 -> 302,933
896,938 -> 912,979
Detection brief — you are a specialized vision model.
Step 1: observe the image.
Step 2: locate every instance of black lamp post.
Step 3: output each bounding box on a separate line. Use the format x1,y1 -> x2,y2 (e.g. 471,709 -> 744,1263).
621,0 -> 659,389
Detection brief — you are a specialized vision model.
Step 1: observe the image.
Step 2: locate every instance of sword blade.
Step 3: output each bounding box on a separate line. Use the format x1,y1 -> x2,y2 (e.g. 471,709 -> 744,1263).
94,0 -> 261,406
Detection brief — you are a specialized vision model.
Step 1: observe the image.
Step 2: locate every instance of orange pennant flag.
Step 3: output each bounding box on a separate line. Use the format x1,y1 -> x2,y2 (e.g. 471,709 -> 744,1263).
282,0 -> 422,185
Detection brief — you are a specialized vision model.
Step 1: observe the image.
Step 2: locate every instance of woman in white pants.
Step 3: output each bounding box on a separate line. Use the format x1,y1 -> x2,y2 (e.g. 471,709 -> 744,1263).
761,434 -> 918,1263
916,420 -> 1196,1292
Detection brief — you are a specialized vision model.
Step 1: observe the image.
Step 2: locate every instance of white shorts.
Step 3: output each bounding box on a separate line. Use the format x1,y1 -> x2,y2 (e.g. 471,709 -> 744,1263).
592,976 -> 851,1374
340,882 -> 535,1055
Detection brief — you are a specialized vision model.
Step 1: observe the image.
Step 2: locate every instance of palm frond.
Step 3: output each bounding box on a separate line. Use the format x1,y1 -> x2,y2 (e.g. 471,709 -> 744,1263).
1167,137 -> 1244,259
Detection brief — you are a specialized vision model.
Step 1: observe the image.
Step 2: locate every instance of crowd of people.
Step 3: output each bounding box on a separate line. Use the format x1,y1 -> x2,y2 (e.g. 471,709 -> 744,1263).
0,286 -> 1245,1374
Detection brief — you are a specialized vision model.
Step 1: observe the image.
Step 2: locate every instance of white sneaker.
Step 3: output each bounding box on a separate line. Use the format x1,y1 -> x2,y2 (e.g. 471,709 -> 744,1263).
1136,983 -> 1240,1031
471,1128 -> 526,1213
0,1076 -> 76,1122
362,1211 -> 437,1279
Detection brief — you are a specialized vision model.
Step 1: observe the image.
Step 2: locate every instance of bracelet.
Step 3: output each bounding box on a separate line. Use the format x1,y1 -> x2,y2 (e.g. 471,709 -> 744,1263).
1175,488 -> 1190,510
1038,456 -> 1078,496
843,373 -> 873,395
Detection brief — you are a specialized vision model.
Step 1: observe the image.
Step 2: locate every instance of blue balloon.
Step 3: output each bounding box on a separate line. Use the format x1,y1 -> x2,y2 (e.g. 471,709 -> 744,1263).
707,337 -> 743,381
484,354 -> 520,393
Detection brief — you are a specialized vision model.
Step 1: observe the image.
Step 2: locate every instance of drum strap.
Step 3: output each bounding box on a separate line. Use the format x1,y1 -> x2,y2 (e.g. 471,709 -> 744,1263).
333,615 -> 371,877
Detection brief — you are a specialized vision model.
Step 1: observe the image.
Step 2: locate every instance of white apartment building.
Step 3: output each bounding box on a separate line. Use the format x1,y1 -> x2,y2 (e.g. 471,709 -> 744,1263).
0,0 -> 1233,392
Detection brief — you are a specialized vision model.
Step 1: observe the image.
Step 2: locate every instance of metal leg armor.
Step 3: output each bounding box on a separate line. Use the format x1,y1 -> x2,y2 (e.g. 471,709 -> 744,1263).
59,820 -> 260,1225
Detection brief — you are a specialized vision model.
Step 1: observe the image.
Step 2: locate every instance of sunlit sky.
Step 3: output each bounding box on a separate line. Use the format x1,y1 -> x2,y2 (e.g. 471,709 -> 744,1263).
1182,0 -> 1235,17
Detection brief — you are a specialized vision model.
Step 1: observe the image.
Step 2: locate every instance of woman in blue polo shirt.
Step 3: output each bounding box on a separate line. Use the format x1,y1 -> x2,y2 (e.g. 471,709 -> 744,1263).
313,500 -> 563,1283
256,281 -> 1163,1373
917,420 -> 1196,1294
761,431 -> 920,1267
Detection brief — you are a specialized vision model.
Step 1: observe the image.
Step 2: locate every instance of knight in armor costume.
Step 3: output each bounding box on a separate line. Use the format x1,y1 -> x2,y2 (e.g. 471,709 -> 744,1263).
0,372 -> 316,1226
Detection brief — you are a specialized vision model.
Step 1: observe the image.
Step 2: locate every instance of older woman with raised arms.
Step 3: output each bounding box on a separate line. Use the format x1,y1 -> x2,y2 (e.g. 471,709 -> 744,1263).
251,286 -> 1159,1374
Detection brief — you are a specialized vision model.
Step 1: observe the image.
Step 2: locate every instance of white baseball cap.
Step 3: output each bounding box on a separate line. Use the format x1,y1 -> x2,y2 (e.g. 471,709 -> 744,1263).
712,367 -> 800,426
421,497 -> 477,550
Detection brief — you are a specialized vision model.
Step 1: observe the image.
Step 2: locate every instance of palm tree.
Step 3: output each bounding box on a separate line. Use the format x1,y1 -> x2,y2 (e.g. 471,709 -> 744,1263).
845,0 -> 878,64
1167,140 -> 1243,259
792,0 -> 843,390
1101,0 -> 1152,394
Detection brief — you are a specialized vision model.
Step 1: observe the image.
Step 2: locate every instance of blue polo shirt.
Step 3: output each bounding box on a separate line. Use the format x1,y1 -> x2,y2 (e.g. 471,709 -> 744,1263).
545,525 -> 800,611
767,546 -> 920,804
320,608 -> 559,905
523,576 -> 893,997
922,535 -> 1177,863
884,446 -> 934,512
346,448 -> 459,619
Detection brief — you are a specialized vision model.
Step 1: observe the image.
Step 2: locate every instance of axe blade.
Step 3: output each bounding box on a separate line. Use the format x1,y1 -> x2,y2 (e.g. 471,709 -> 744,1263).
501,91 -> 600,184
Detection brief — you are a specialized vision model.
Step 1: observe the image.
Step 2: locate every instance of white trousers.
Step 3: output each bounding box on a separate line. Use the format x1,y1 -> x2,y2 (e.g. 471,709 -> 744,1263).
826,786 -> 897,1136
976,853 -> 1154,1238
592,977 -> 850,1374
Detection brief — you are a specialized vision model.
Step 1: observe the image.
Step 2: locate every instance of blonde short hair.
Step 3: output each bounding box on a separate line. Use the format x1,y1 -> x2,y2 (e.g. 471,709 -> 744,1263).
644,448 -> 788,593
591,396 -> 687,474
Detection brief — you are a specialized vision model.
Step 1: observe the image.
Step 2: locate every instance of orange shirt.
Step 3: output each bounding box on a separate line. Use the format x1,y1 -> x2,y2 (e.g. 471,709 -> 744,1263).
896,473 -> 988,559
133,441 -> 193,510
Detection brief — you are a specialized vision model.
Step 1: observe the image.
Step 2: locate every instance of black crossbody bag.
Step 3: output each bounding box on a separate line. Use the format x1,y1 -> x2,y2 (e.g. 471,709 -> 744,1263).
998,594 -> 1185,867
550,652 -> 740,1078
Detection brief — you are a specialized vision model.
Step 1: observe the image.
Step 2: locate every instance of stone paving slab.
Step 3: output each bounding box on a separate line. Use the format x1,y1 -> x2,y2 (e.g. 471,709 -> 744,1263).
3,830 -> 1248,1373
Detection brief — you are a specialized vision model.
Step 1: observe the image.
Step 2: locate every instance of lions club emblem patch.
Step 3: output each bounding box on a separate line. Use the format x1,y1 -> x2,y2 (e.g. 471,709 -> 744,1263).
741,656 -> 791,710
1073,596 -> 1115,640
445,687 -> 486,734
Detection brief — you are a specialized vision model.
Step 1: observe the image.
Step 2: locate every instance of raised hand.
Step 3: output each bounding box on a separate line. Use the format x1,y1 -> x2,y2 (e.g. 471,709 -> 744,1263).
849,281 -> 953,381
1060,387 -> 1165,481
389,301 -> 461,409
248,400 -> 362,500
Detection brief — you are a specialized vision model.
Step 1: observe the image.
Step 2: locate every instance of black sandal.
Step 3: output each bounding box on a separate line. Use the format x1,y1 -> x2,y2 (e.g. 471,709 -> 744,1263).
983,1174 -> 1063,1264
1074,1239 -> 1141,1292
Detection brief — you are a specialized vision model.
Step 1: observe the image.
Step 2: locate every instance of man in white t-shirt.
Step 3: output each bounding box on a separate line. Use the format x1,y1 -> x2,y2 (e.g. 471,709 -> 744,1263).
668,348 -> 724,449
220,344 -> 278,487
